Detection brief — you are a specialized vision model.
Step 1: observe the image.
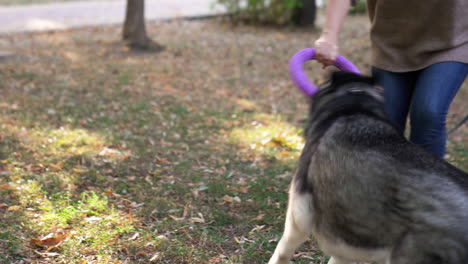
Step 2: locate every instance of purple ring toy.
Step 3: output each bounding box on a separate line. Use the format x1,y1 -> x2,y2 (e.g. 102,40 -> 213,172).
289,48 -> 361,96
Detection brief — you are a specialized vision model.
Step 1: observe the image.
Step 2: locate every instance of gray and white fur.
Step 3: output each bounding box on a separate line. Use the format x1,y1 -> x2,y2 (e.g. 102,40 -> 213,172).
268,72 -> 468,264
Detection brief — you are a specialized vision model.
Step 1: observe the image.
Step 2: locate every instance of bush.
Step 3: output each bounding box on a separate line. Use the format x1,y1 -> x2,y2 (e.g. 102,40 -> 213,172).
349,1 -> 367,15
214,0 -> 313,26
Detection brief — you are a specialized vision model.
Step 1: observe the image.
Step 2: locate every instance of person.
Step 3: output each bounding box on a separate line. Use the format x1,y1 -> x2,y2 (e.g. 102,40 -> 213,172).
314,0 -> 468,159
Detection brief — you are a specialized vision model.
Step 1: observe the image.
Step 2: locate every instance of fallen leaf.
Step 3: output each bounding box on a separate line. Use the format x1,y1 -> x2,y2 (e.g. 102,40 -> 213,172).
192,188 -> 200,199
127,175 -> 136,181
128,209 -> 134,224
293,252 -> 314,259
7,205 -> 21,211
149,253 -> 160,262
46,245 -> 61,252
234,236 -> 254,244
234,186 -> 249,193
84,216 -> 102,223
183,203 -> 190,218
104,187 -> 115,196
169,215 -> 185,221
49,162 -> 64,171
30,234 -> 67,248
145,175 -> 153,185
189,217 -> 205,223
234,236 -> 243,244
36,251 -> 60,258
252,214 -> 265,221
63,51 -> 80,62
130,202 -> 145,208
250,225 -> 265,233
1,184 -> 15,190
129,232 -> 140,240
72,168 -> 88,174
222,195 -> 241,204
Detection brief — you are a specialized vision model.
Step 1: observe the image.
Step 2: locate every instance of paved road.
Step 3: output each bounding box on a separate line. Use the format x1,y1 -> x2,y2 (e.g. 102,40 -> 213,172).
0,0 -> 224,34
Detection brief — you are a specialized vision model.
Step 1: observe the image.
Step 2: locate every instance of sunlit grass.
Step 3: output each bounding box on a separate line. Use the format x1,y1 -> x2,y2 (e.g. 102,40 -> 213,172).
34,192 -> 137,262
229,113 -> 304,162
40,128 -> 105,155
0,122 -> 146,263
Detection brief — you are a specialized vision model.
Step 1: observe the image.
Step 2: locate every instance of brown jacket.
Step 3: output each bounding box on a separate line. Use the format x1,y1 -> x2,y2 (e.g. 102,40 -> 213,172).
363,0 -> 468,72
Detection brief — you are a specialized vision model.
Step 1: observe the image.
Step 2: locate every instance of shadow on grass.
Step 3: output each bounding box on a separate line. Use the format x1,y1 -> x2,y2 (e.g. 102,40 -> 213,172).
0,66 -> 313,264
0,90 -> 311,263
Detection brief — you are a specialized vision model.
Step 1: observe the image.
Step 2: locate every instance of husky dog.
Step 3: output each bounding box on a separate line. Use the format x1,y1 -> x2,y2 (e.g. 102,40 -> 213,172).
268,72 -> 468,264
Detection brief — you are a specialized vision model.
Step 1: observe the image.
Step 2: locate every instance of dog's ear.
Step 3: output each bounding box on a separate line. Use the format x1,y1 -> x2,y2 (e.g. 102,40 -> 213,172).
330,71 -> 375,87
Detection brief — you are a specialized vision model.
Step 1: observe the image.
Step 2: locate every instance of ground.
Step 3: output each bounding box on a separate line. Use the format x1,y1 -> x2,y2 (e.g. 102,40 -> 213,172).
0,14 -> 466,264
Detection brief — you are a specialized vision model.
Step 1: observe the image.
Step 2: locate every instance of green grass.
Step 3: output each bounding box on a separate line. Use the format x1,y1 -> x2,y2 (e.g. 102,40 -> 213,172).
448,141 -> 468,171
0,16 -> 466,264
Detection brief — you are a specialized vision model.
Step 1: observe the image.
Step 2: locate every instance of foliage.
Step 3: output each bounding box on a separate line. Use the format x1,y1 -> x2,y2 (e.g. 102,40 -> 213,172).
214,0 -> 305,25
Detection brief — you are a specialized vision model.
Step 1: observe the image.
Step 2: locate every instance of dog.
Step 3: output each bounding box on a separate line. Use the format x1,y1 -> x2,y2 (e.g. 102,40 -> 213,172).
268,72 -> 468,264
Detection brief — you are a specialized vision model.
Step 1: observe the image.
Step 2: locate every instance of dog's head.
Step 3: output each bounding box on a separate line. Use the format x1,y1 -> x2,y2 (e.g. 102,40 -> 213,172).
309,71 -> 385,122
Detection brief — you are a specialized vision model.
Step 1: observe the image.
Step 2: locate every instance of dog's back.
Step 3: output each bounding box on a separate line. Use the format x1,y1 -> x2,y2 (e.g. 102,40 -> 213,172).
310,112 -> 468,263
269,72 -> 468,264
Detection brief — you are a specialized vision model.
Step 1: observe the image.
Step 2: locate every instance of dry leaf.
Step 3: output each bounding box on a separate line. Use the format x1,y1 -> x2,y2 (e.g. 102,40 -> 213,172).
145,175 -> 153,185
222,195 -> 241,204
189,217 -> 205,223
149,253 -> 160,262
129,232 -> 140,240
104,187 -> 115,196
30,234 -> 67,248
183,203 -> 190,218
49,161 -> 64,171
36,252 -> 60,258
234,236 -> 254,244
234,236 -> 244,244
192,188 -> 200,199
7,205 -> 21,211
128,209 -> 134,224
84,216 -> 102,223
63,51 -> 80,62
127,175 -> 136,181
130,202 -> 145,208
169,215 -> 185,221
234,186 -> 249,194
250,225 -> 265,233
252,214 -> 265,221
72,168 -> 88,174
1,184 -> 15,190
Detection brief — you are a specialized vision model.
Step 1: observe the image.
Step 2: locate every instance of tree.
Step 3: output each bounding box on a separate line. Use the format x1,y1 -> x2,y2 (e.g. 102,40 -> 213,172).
214,0 -> 316,27
293,0 -> 316,27
123,0 -> 164,51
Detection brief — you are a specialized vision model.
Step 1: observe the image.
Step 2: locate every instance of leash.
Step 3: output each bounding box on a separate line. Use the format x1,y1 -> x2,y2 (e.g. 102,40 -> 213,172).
448,114 -> 468,135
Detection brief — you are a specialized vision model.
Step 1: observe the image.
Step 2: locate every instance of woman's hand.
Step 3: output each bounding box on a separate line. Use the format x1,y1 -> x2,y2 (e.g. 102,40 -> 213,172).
314,36 -> 338,67
313,0 -> 352,68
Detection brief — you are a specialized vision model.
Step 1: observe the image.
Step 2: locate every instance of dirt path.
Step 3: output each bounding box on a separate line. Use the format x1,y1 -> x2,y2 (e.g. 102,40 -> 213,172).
0,0 -> 224,34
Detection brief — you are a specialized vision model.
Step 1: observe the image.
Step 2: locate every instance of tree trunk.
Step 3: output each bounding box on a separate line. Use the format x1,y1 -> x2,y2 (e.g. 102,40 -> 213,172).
294,0 -> 316,27
123,0 -> 163,51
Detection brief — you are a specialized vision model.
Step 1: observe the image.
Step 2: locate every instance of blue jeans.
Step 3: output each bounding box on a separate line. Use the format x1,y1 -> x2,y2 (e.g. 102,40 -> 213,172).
372,62 -> 468,158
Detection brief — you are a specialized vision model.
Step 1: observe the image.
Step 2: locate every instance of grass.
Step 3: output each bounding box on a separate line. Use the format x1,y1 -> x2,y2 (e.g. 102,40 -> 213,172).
0,14 -> 466,263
